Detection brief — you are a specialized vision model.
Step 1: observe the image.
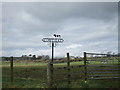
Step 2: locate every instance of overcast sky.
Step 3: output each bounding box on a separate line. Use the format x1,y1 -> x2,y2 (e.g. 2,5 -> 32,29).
2,2 -> 118,57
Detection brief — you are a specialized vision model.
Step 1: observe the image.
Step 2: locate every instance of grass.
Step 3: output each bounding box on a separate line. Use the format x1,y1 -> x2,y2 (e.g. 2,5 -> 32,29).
2,66 -> 48,88
2,61 -> 47,67
2,59 -> 120,88
3,76 -> 48,88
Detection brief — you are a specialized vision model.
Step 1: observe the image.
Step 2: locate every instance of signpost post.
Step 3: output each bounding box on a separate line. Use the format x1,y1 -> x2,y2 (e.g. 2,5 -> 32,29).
42,36 -> 64,88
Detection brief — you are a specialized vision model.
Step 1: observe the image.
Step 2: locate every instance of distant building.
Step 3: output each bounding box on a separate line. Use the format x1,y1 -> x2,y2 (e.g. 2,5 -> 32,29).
37,55 -> 50,60
70,56 -> 75,59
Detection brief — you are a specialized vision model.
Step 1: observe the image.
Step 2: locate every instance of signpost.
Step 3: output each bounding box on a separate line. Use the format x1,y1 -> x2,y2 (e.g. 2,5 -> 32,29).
42,38 -> 64,43
42,35 -> 64,88
42,37 -> 64,62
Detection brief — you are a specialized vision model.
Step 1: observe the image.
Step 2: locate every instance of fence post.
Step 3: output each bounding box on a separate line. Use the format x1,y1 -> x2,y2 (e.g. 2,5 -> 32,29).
67,53 -> 70,84
47,60 -> 53,88
84,52 -> 87,81
10,56 -> 13,82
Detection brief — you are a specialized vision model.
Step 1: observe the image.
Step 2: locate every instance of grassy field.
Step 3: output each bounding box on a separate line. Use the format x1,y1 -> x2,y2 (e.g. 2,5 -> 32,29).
2,59 -> 120,88
2,61 -> 47,88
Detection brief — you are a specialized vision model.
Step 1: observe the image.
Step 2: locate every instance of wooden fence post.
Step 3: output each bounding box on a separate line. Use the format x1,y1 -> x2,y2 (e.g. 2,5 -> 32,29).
10,56 -> 13,82
47,60 -> 53,88
67,53 -> 70,84
84,52 -> 87,81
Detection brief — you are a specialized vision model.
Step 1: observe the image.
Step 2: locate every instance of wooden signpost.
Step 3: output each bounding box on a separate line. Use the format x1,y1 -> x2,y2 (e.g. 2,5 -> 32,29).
42,35 -> 64,88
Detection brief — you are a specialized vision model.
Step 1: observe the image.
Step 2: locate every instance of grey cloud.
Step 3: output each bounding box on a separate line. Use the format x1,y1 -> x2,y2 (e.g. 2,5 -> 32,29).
3,2 -> 117,21
2,2 -> 118,57
57,17 -> 117,43
29,2 -> 117,22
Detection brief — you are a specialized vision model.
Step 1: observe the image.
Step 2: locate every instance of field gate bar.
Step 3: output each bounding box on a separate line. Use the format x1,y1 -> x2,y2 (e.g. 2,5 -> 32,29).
85,52 -> 120,80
